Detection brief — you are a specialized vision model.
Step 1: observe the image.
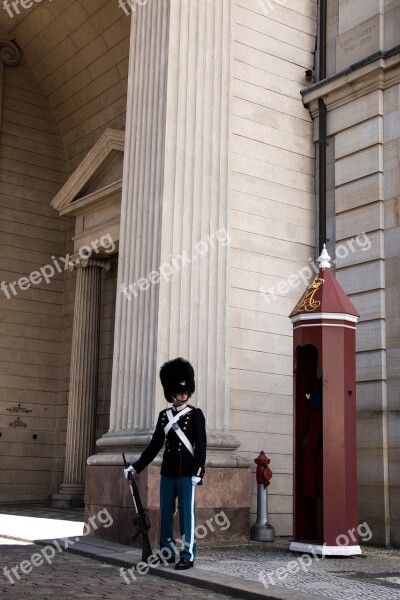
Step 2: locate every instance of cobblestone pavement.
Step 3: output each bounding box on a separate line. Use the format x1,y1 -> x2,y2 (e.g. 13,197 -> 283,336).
197,542 -> 400,600
0,541 -> 240,600
2,507 -> 400,600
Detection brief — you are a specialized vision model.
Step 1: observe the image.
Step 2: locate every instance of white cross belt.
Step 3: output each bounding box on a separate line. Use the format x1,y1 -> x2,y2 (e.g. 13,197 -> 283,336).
164,407 -> 194,456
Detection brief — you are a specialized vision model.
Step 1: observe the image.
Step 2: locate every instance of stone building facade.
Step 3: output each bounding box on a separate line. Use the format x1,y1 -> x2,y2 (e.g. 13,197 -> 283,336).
0,0 -> 398,546
303,0 -> 400,547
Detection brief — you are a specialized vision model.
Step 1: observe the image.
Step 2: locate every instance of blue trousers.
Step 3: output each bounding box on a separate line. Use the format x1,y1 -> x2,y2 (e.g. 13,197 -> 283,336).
159,475 -> 196,561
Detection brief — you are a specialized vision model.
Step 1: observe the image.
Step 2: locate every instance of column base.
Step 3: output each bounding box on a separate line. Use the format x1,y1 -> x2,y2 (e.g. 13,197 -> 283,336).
84,465 -> 251,548
52,483 -> 85,509
95,429 -> 250,468
92,430 -> 249,468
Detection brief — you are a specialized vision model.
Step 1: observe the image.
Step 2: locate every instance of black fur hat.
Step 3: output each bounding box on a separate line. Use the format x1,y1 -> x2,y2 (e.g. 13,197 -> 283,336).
159,357 -> 195,403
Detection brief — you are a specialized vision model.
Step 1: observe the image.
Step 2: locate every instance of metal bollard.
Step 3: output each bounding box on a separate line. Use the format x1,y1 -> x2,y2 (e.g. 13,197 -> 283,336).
250,451 -> 275,542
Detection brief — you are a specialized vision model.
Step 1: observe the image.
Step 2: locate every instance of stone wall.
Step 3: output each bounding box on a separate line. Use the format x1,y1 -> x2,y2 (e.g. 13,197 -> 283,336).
229,0 -> 317,534
303,0 -> 400,546
0,61 -> 69,502
6,0 -> 131,169
0,0 -> 129,503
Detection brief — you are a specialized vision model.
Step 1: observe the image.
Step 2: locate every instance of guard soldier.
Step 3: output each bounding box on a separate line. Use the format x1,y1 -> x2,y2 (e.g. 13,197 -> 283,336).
124,357 -> 206,570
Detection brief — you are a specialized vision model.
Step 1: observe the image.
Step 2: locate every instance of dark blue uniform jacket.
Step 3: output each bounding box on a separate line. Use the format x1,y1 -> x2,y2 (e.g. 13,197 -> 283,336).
133,405 -> 206,479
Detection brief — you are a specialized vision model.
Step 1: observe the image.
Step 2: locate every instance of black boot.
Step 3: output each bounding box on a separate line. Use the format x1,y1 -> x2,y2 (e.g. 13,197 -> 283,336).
175,558 -> 194,570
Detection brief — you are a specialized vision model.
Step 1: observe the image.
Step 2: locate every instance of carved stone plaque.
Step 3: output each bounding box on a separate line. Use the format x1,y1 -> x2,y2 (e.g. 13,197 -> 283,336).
8,416 -> 27,429
336,15 -> 381,72
6,403 -> 32,415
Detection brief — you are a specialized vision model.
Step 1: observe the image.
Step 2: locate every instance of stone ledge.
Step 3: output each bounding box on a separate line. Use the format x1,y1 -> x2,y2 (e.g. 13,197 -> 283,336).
302,49 -> 400,114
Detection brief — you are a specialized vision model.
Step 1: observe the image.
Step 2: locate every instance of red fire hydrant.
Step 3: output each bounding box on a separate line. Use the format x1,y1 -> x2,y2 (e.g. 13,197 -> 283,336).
250,451 -> 275,541
255,450 -> 273,487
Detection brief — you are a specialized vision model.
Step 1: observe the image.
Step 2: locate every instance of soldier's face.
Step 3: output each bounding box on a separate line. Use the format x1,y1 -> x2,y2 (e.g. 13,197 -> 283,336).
173,392 -> 188,406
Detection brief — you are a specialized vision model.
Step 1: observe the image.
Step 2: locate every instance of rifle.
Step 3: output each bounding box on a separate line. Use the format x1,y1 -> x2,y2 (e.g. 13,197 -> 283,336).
122,452 -> 153,561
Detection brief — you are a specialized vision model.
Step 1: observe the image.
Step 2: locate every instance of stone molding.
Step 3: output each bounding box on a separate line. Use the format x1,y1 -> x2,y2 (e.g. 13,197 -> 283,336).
302,50 -> 400,114
70,256 -> 111,271
51,130 -> 123,256
93,429 -> 248,468
59,179 -> 122,217
51,128 -> 125,212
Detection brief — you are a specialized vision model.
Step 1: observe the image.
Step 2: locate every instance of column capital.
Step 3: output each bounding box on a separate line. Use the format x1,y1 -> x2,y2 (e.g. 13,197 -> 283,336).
70,255 -> 111,271
0,32 -> 21,66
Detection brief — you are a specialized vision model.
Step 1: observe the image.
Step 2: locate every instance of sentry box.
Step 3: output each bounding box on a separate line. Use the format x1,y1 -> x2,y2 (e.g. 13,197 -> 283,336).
289,246 -> 361,557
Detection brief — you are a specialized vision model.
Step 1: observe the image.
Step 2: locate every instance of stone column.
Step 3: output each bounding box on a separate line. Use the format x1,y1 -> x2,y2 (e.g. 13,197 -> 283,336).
86,0 -> 250,546
53,258 -> 109,507
95,0 -> 242,465
156,0 -> 238,461
94,0 -> 170,456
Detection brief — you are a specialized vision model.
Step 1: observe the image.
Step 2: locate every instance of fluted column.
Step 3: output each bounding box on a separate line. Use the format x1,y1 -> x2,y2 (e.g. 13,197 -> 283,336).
94,0 -> 244,467
156,0 -> 236,458
95,0 -> 170,457
53,258 -> 109,506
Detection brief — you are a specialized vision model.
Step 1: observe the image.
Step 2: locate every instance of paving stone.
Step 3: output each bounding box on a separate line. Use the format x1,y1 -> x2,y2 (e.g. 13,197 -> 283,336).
0,543 -> 239,600
2,506 -> 400,599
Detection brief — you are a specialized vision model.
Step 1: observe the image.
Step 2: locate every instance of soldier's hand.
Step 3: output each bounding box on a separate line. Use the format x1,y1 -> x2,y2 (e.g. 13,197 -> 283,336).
191,476 -> 202,486
124,465 -> 136,478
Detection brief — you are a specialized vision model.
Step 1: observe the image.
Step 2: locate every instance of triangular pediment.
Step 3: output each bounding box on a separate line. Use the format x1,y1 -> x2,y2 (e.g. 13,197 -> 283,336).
51,128 -> 125,212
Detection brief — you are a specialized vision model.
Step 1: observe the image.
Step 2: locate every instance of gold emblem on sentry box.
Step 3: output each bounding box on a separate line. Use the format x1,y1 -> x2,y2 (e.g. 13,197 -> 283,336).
298,276 -> 324,312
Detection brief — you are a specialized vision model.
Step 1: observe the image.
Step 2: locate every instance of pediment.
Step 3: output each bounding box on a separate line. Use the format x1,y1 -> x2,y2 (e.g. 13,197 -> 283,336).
51,128 -> 125,213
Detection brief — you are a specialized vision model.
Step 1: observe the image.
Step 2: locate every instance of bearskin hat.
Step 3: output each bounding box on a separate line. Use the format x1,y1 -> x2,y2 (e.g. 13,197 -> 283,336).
159,357 -> 195,403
